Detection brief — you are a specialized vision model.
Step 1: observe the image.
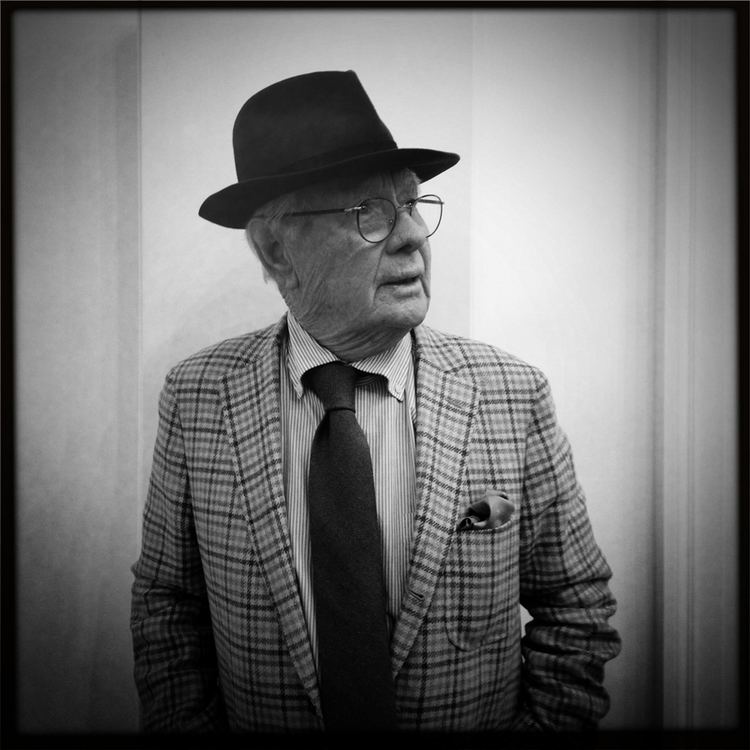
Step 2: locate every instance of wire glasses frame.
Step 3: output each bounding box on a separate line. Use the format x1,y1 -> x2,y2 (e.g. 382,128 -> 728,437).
266,194 -> 444,244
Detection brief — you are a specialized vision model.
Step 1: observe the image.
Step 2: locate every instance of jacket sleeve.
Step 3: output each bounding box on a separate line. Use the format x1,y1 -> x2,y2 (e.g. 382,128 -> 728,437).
130,374 -> 227,732
512,369 -> 621,731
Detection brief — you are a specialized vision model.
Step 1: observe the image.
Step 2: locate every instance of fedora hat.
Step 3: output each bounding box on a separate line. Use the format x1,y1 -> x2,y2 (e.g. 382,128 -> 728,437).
198,70 -> 460,228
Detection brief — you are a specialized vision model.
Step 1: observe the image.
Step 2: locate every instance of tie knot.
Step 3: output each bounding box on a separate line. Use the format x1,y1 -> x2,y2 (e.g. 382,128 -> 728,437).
304,362 -> 357,412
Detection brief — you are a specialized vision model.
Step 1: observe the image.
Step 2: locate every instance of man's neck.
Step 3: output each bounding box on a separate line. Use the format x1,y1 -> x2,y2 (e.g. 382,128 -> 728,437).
291,318 -> 411,363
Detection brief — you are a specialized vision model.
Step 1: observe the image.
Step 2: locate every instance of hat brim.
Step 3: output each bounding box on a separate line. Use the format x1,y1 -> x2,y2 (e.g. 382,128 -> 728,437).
198,147 -> 460,229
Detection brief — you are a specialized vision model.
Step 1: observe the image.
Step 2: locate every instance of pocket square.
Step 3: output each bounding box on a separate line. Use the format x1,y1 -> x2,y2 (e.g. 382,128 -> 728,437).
457,491 -> 515,530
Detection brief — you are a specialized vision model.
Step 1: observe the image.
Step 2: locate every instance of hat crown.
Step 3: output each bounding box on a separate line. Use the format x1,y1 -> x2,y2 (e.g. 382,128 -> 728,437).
232,70 -> 396,181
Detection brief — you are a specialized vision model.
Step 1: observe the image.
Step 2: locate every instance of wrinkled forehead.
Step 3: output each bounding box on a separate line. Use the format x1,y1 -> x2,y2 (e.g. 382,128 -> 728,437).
300,169 -> 419,208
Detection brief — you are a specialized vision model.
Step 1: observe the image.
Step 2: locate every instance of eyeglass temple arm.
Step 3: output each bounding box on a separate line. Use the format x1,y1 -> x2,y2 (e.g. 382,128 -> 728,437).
284,206 -> 363,217
258,197 -> 443,219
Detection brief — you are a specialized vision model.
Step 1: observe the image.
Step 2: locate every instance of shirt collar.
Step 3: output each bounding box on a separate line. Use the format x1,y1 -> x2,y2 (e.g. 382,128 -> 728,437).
285,312 -> 412,402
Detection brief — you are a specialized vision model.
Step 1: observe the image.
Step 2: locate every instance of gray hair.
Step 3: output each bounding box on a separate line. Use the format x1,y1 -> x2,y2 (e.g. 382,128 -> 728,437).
245,191 -> 303,252
244,190 -> 312,283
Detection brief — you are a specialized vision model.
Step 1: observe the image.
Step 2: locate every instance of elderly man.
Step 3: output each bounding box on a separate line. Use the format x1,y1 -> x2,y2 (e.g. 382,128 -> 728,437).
130,70 -> 620,734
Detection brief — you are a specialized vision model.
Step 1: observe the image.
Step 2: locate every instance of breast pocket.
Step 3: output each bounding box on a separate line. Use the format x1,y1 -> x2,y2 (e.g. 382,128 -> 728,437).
440,517 -> 519,651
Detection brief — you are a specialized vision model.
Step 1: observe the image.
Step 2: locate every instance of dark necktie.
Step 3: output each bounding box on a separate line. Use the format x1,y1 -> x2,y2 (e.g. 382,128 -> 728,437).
304,362 -> 398,731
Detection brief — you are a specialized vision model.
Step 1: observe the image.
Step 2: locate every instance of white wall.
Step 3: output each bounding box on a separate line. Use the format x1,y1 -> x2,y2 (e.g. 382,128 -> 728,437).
13,10 -> 141,732
658,11 -> 738,728
12,7 -> 738,735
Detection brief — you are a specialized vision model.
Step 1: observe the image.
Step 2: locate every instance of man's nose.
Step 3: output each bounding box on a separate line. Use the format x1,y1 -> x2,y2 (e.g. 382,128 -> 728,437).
386,207 -> 428,252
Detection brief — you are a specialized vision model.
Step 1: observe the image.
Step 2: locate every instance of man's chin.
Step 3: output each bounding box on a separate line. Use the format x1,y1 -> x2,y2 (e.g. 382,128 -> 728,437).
381,300 -> 429,334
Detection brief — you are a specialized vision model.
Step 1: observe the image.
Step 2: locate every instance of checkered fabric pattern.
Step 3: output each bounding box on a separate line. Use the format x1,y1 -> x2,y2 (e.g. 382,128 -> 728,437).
131,316 -> 621,732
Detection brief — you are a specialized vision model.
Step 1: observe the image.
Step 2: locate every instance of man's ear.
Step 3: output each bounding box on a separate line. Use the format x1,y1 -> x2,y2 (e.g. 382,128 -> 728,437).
246,219 -> 298,291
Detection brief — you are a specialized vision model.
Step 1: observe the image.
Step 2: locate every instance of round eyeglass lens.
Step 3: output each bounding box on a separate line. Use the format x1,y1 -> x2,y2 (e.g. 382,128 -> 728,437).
356,198 -> 395,243
412,195 -> 443,238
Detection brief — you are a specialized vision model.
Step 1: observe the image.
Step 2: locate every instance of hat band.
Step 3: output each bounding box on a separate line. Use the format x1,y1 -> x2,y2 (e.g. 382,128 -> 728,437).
271,138 -> 398,176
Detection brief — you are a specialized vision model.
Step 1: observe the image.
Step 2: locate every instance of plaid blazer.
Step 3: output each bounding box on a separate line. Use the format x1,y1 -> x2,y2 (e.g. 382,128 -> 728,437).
131,317 -> 620,733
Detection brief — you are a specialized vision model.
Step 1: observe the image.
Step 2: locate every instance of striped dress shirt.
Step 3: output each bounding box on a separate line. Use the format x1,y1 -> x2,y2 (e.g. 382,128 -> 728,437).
281,313 -> 417,667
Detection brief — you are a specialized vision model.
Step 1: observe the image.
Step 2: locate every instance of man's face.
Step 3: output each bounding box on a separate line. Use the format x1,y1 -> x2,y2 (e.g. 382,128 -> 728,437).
280,171 -> 432,359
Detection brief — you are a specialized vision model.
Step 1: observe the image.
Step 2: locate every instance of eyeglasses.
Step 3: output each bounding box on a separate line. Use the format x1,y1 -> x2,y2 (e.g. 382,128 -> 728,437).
271,194 -> 444,244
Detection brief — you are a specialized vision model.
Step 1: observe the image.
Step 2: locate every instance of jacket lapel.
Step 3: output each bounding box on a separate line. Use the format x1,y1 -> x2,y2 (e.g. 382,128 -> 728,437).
390,326 -> 480,674
217,318 -> 322,718
217,321 -> 478,696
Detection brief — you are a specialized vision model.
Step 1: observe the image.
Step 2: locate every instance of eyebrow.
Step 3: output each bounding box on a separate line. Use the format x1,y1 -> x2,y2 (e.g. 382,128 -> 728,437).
393,174 -> 420,199
396,186 -> 420,204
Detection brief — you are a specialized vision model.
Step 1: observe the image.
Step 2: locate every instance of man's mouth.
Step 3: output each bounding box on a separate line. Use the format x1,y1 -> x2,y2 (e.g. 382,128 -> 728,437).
388,274 -> 421,286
